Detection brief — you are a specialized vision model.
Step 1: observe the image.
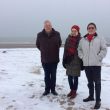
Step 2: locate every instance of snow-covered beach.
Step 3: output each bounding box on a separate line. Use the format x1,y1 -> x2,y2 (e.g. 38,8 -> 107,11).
0,47 -> 110,110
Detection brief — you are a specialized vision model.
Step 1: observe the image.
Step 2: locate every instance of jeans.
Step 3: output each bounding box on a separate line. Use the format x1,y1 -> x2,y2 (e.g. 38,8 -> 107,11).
85,66 -> 101,101
42,62 -> 58,92
68,75 -> 78,91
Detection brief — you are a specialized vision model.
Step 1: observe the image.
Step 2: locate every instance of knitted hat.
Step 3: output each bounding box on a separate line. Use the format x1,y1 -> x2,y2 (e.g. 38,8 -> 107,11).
71,25 -> 80,32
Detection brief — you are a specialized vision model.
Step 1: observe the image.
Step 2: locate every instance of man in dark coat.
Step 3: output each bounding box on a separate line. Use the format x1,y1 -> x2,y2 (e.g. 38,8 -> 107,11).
36,20 -> 62,96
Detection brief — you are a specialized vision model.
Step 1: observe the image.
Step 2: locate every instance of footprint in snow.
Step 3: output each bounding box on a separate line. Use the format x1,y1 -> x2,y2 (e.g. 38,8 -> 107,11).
2,51 -> 7,53
26,81 -> 35,87
28,83 -> 34,87
29,94 -> 36,99
30,66 -> 42,74
0,72 -> 8,75
65,107 -> 73,110
6,105 -> 16,110
102,63 -> 110,67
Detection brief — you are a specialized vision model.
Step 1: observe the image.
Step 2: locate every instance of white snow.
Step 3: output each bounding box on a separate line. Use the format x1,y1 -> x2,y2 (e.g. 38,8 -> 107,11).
0,48 -> 110,110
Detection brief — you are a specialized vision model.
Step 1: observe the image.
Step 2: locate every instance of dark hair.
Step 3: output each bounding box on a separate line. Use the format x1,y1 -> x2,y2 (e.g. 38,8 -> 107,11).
87,22 -> 97,30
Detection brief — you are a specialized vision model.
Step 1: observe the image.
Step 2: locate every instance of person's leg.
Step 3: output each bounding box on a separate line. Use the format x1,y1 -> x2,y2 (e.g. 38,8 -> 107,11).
42,63 -> 51,95
68,75 -> 74,90
93,66 -> 101,109
73,76 -> 78,91
69,76 -> 78,99
67,75 -> 74,97
93,66 -> 101,101
83,66 -> 94,102
50,63 -> 58,95
85,67 -> 94,98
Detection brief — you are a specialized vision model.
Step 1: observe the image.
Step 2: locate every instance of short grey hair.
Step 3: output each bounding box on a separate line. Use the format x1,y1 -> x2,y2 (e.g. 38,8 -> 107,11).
44,20 -> 52,25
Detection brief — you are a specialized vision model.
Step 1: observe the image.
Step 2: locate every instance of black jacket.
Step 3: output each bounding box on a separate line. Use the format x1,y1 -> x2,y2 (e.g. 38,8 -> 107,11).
36,28 -> 62,63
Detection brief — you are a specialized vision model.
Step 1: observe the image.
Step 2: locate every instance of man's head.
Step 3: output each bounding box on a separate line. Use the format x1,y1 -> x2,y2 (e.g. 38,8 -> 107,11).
44,20 -> 52,33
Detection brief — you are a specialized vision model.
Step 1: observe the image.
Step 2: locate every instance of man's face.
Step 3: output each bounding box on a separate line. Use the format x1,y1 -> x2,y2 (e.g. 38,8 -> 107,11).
44,21 -> 52,33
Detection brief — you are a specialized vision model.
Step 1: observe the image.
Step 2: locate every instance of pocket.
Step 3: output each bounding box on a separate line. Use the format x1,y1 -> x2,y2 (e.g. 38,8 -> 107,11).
97,55 -> 102,62
95,55 -> 102,66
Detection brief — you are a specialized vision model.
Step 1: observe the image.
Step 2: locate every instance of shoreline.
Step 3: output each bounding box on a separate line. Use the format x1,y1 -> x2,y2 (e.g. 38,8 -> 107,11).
0,43 -> 65,48
0,43 -> 109,48
0,44 -> 36,48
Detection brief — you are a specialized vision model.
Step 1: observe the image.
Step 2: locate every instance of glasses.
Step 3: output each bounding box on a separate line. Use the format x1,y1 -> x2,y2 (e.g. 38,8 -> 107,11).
88,27 -> 95,30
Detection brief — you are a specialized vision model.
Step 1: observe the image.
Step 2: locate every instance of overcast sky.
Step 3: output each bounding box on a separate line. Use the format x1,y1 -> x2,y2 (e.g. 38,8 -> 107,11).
0,0 -> 110,43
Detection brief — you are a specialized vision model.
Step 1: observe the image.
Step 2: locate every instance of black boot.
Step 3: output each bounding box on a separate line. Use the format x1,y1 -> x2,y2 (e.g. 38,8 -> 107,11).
94,101 -> 101,109
83,96 -> 94,102
51,91 -> 58,95
42,91 -> 50,96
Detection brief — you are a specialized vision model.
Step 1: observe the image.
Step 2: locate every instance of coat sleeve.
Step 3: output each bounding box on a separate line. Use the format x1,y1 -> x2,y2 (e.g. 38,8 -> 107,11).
78,39 -> 83,59
58,32 -> 62,47
63,38 -> 68,60
62,38 -> 68,68
98,37 -> 107,61
36,33 -> 40,50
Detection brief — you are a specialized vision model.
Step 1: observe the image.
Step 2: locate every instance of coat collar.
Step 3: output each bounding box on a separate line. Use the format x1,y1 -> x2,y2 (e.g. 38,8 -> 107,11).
84,33 -> 98,38
42,28 -> 56,35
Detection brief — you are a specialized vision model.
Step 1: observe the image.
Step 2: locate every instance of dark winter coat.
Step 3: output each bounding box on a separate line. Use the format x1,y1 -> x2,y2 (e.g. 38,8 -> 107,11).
36,29 -> 62,63
63,34 -> 81,77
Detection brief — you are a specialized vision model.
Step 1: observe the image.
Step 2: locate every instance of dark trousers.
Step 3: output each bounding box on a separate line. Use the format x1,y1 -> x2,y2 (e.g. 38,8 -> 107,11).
85,66 -> 101,102
42,63 -> 58,92
68,75 -> 78,91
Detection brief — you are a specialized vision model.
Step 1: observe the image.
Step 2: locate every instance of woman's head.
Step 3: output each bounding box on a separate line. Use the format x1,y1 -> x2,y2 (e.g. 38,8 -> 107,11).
87,23 -> 97,34
71,25 -> 80,36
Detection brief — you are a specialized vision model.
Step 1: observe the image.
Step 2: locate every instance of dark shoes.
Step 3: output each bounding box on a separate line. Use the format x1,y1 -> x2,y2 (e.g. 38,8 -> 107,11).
83,96 -> 101,109
67,91 -> 73,97
94,101 -> 101,109
51,91 -> 58,95
43,90 -> 58,96
67,90 -> 77,99
42,91 -> 50,96
83,96 -> 94,102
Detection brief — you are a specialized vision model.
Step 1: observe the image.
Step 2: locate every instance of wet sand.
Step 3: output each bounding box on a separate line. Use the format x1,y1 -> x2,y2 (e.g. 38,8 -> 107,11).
0,43 -> 64,48
0,43 -> 36,48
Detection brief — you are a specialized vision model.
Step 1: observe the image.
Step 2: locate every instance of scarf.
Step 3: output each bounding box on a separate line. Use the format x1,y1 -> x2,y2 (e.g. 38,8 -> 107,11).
66,34 -> 81,56
87,33 -> 96,42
